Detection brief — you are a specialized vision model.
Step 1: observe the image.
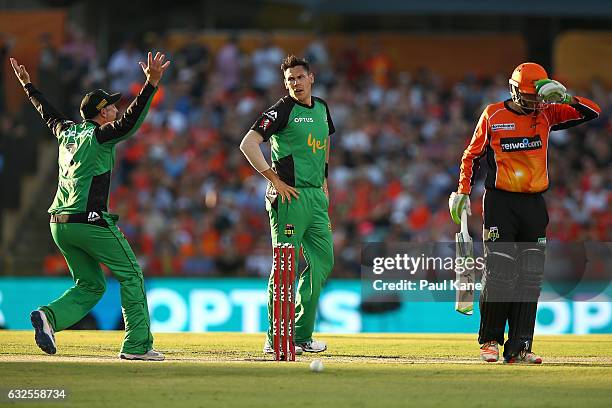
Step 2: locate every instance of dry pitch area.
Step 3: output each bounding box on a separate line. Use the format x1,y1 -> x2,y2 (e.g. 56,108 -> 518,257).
1,332 -> 611,407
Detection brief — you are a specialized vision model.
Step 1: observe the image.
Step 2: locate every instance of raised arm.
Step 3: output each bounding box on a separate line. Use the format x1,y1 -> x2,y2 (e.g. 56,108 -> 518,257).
95,52 -> 170,145
535,79 -> 601,130
11,57 -> 73,138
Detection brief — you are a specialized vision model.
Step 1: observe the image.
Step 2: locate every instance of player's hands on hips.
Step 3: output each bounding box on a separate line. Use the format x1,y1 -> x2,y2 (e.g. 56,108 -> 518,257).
535,79 -> 572,104
139,52 -> 171,87
273,178 -> 299,204
10,58 -> 31,86
449,192 -> 470,224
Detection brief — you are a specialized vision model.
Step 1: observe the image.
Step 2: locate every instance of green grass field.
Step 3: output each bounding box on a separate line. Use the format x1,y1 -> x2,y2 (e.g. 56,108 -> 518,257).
1,331 -> 611,407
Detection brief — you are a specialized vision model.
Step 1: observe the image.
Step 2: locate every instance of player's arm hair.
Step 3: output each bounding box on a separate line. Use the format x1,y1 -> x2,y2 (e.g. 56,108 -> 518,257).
239,130 -> 271,173
95,82 -> 157,144
23,83 -> 73,138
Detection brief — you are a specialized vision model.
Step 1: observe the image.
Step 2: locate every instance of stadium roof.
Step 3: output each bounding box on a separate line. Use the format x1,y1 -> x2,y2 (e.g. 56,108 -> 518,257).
276,0 -> 612,18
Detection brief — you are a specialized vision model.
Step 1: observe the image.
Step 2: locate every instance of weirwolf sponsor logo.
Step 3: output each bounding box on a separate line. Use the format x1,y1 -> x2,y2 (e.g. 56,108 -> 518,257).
492,123 -> 516,131
500,135 -> 543,152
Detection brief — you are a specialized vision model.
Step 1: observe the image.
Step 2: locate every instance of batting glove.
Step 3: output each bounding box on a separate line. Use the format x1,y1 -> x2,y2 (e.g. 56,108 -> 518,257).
449,192 -> 471,225
535,79 -> 572,104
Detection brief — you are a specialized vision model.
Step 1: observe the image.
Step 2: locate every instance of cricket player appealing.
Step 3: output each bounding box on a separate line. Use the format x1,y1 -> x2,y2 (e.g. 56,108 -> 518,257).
11,52 -> 170,361
449,62 -> 601,363
240,55 -> 334,354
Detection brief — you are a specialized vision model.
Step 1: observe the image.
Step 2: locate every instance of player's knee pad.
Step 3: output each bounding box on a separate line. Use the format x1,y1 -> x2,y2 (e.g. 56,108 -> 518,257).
517,247 -> 545,301
482,248 -> 518,302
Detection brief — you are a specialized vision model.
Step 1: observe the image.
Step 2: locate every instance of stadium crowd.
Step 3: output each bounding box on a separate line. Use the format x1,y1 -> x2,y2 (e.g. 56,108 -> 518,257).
10,27 -> 610,278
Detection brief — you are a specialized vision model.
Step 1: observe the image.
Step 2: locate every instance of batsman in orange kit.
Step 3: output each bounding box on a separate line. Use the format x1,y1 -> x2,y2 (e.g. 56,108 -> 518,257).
449,62 -> 601,364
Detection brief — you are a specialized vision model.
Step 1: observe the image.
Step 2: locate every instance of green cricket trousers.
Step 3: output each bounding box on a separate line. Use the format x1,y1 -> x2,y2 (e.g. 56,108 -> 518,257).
41,212 -> 153,354
266,187 -> 334,344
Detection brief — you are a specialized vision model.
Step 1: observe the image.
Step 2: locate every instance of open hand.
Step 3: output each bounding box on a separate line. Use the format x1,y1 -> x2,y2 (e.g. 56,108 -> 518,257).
10,58 -> 31,86
139,51 -> 171,87
273,178 -> 299,204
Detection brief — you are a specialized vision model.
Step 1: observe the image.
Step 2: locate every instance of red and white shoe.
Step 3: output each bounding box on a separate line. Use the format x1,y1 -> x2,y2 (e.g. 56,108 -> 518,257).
480,341 -> 499,362
504,350 -> 543,364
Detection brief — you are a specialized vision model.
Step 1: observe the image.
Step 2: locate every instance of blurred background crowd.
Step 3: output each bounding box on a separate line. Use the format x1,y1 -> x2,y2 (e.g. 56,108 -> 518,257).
0,2 -> 610,279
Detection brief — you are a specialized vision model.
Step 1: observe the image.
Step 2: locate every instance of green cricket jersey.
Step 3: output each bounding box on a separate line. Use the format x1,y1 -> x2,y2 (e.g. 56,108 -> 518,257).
24,83 -> 157,216
251,95 -> 335,188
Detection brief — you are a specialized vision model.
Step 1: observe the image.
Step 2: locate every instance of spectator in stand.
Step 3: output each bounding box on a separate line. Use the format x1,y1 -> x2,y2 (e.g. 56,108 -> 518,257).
108,38 -> 145,96
216,33 -> 242,92
251,34 -> 284,92
20,31 -> 609,279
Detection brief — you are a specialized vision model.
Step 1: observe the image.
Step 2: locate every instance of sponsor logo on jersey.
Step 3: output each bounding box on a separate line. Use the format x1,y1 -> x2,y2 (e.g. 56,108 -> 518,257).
537,237 -> 546,245
492,123 -> 516,131
307,134 -> 327,154
500,135 -> 543,152
264,110 -> 277,121
294,117 -> 314,123
88,212 -> 101,222
284,224 -> 295,237
259,118 -> 271,131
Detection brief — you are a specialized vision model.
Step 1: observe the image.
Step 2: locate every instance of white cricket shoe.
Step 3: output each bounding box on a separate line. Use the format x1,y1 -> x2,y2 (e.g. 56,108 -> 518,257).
30,310 -> 56,355
480,341 -> 499,362
119,349 -> 165,361
263,340 -> 303,355
297,339 -> 327,353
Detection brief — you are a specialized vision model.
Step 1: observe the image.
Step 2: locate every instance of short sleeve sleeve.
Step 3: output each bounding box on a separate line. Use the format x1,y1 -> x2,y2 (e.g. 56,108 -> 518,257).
249,97 -> 293,142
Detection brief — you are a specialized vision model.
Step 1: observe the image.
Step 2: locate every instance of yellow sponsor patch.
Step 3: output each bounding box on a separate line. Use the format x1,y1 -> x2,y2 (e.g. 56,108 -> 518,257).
307,134 -> 327,154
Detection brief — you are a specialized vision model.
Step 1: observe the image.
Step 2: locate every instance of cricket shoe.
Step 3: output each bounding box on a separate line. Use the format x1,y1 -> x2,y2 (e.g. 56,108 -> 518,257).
504,350 -> 543,365
297,339 -> 327,353
30,310 -> 56,355
263,340 -> 303,355
480,341 -> 499,362
119,349 -> 165,361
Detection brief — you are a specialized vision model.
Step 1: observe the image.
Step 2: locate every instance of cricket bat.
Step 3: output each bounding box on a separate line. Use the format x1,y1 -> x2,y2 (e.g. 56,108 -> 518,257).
455,208 -> 475,315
